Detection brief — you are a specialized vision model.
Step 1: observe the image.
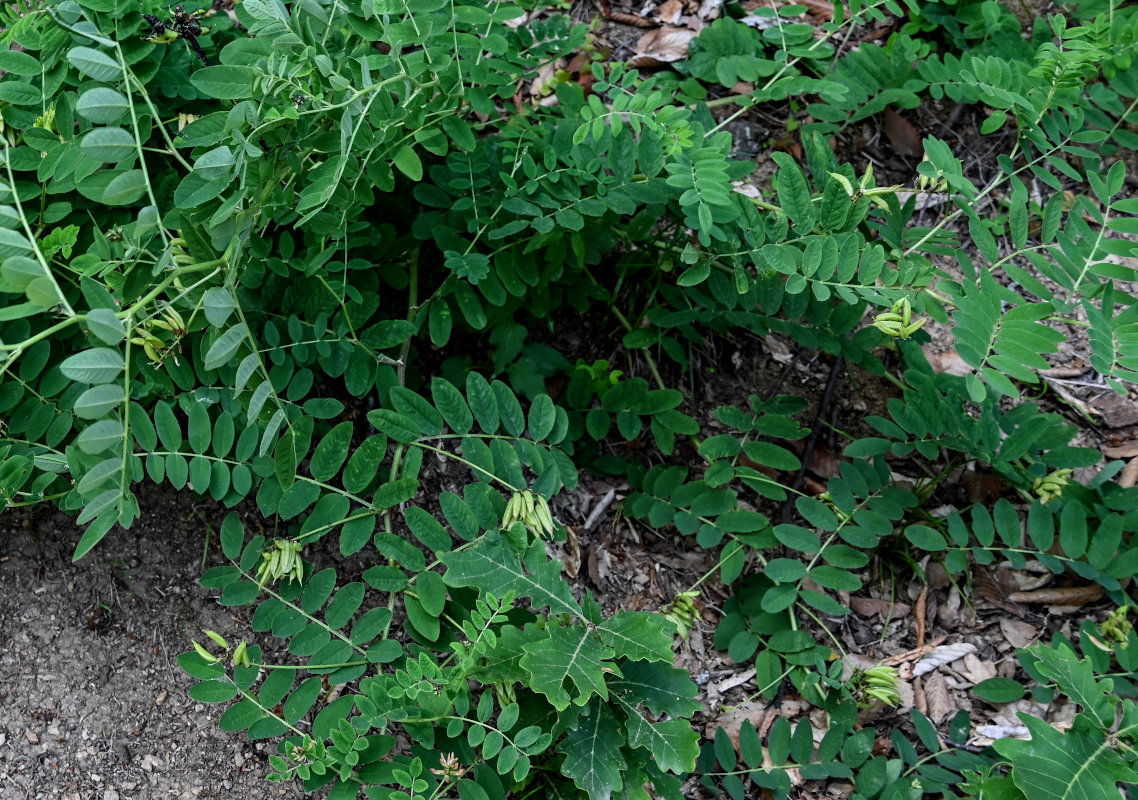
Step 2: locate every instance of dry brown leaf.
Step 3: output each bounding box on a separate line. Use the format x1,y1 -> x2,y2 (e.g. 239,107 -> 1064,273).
1039,365 -> 1087,378
657,0 -> 685,23
881,636 -> 948,667
1007,585 -> 1104,605
883,107 -> 922,158
924,347 -> 971,376
915,585 -> 928,649
912,642 -> 978,676
1104,441 -> 1138,459
999,618 -> 1039,650
561,527 -> 581,579
713,668 -> 757,694
706,701 -> 771,746
956,654 -> 997,685
628,26 -> 697,67
788,437 -> 841,478
961,470 -> 1005,505
849,597 -> 911,620
1088,391 -> 1138,428
896,677 -> 915,714
1121,455 -> 1138,489
974,568 -> 1025,617
923,672 -> 952,724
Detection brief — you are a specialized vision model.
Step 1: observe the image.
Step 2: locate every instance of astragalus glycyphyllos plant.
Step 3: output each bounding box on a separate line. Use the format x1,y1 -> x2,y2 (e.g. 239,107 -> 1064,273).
1,0 -> 1137,794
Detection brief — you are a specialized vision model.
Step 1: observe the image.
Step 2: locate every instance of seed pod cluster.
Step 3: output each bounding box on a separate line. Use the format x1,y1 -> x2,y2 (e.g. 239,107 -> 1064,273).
256,538 -> 304,587
501,489 -> 555,539
851,664 -> 902,708
872,297 -> 926,339
662,590 -> 700,640
1032,468 -> 1072,504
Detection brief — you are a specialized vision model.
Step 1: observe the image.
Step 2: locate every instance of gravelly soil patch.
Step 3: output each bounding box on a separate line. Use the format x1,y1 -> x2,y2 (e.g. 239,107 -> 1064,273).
0,491 -> 304,800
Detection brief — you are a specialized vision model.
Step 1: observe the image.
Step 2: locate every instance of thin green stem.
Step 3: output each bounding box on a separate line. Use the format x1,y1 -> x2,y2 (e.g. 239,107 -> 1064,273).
608,305 -> 666,391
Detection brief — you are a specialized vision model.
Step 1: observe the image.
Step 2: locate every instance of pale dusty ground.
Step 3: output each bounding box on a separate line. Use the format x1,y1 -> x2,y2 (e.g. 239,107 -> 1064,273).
0,491 -> 305,800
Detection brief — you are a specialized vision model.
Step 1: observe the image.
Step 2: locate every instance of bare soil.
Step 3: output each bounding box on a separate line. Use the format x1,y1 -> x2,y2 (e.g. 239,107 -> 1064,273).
0,491 -> 305,800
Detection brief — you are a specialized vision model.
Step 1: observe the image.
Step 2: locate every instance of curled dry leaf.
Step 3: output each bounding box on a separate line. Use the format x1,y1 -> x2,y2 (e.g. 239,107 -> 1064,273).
913,642 -> 978,677
712,668 -> 757,694
915,585 -> 928,648
975,723 -> 1030,740
882,636 -> 948,667
628,26 -> 697,67
1006,584 -> 1104,605
698,0 -> 724,19
657,0 -> 685,24
1120,455 -> 1138,489
924,347 -> 972,377
883,107 -> 923,158
923,671 -> 952,724
606,9 -> 656,27
974,567 -> 1024,617
1103,441 -> 1138,459
896,677 -> 915,713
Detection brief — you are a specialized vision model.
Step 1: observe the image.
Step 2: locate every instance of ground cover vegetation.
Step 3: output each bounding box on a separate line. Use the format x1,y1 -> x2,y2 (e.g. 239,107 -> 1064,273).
0,0 -> 1136,795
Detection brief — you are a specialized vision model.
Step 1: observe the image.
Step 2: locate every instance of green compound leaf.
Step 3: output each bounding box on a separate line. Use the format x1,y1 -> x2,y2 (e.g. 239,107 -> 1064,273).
191,65 -> 256,99
441,533 -> 580,617
309,421 -> 353,481
527,394 -> 556,441
973,677 -> 1026,704
218,700 -> 265,732
520,623 -> 617,711
67,46 -> 121,81
431,377 -> 473,434
771,151 -> 816,231
76,88 -> 128,123
466,372 -> 499,433
189,679 -> 239,703
994,714 -> 1138,800
85,308 -> 125,345
74,385 -> 123,419
220,512 -> 245,560
60,348 -> 124,384
366,409 -> 421,443
81,127 -> 136,163
559,700 -> 626,800
204,323 -> 248,371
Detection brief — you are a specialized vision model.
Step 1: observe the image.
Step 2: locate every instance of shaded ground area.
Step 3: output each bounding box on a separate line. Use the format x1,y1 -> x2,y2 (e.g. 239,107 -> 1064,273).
0,491 -> 305,800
